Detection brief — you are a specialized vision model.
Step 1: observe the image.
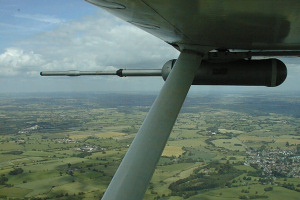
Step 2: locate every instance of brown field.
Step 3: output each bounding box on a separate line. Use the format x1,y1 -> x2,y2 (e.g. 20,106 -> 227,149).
162,146 -> 185,157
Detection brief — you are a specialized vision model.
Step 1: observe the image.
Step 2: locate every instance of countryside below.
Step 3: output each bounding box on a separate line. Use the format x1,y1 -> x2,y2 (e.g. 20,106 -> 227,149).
0,91 -> 299,200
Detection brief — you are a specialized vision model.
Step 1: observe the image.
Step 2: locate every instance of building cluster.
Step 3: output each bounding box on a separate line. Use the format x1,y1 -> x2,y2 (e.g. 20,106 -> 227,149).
245,148 -> 300,178
75,145 -> 106,152
18,125 -> 39,134
55,138 -> 75,143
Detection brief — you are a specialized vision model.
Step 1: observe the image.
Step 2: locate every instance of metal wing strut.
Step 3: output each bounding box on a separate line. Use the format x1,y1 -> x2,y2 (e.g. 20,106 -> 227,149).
102,50 -> 204,200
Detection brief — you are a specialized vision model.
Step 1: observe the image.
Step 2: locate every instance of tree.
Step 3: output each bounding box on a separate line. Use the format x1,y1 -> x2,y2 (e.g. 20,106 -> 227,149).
0,176 -> 8,185
9,168 -> 23,175
286,142 -> 290,147
264,187 -> 273,192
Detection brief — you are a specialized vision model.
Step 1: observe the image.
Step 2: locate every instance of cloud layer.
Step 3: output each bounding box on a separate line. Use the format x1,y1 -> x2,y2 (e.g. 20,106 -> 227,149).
0,12 -> 178,76
0,48 -> 45,76
0,11 -> 179,92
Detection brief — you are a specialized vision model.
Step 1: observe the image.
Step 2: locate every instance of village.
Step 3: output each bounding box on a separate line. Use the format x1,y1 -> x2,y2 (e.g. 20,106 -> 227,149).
245,147 -> 300,178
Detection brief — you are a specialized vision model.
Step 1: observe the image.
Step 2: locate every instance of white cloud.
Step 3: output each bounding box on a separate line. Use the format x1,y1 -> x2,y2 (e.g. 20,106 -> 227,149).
0,11 -> 179,92
17,12 -> 179,72
0,48 -> 45,76
0,12 -> 178,79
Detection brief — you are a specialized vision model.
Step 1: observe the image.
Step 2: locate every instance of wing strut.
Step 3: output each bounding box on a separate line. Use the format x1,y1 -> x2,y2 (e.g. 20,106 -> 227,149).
102,50 -> 204,200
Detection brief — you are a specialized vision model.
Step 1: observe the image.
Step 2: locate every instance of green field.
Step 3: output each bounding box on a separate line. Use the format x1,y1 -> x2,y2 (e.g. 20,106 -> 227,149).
0,93 -> 299,199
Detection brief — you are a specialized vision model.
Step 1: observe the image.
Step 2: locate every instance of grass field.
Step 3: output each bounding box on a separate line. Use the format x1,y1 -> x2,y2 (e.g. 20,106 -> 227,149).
188,184 -> 300,200
0,93 -> 299,200
69,134 -> 93,140
0,187 -> 32,198
95,132 -> 125,138
212,138 -> 246,151
234,165 -> 256,172
168,138 -> 208,148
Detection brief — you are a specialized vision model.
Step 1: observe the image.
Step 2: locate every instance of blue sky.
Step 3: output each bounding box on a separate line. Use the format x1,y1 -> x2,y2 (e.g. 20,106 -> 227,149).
0,0 -> 97,48
0,0 -> 299,94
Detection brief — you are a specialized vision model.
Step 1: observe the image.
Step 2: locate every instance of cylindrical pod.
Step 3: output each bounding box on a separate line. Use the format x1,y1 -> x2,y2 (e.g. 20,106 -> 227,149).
162,59 -> 287,87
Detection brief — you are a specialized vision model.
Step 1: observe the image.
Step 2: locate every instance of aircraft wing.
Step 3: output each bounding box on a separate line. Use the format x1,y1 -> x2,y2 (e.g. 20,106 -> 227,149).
67,1 -> 300,199
86,0 -> 300,51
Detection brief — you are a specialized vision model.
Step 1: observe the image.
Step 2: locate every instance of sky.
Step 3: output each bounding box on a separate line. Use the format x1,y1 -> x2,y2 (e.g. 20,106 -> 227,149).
0,0 -> 300,94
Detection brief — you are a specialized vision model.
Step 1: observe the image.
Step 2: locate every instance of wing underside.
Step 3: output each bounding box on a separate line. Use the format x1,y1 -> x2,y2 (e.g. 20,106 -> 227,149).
87,0 -> 300,51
